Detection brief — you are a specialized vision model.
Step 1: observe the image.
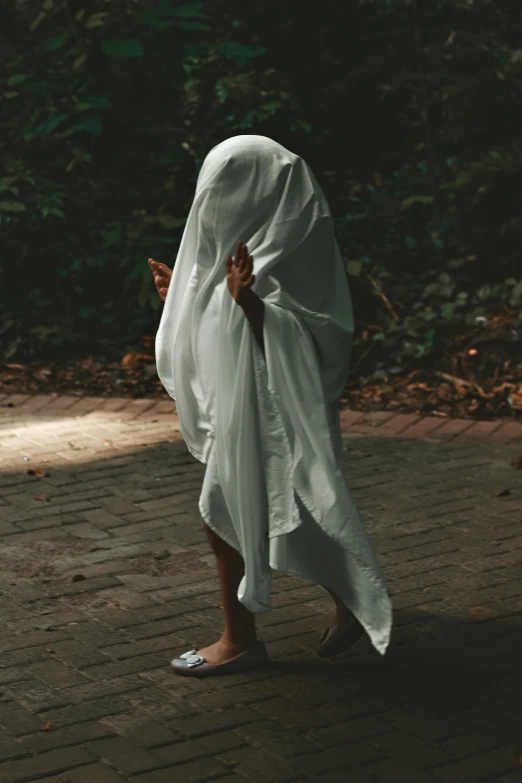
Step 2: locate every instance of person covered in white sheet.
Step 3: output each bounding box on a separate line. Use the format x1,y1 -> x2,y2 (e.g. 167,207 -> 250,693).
149,135 -> 392,678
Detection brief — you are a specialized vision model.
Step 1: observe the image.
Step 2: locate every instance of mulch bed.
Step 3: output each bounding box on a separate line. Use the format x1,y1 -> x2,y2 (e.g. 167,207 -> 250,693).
1,351 -> 520,422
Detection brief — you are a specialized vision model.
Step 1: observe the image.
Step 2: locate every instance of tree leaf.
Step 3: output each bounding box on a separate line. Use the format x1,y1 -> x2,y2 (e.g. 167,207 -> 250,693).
174,3 -> 210,20
346,260 -> 362,277
85,12 -> 109,29
73,53 -> 87,70
7,74 -> 27,86
216,42 -> 267,68
44,31 -> 71,50
177,21 -> 211,31
157,215 -> 186,230
0,201 -> 26,212
101,39 -> 144,58
215,80 -> 229,104
65,116 -> 103,137
76,95 -> 110,110
30,11 -> 47,32
401,195 -> 434,210
38,113 -> 70,134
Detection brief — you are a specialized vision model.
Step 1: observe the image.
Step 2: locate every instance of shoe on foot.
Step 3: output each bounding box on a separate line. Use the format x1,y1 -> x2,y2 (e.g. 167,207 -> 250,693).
171,638 -> 269,677
317,610 -> 365,658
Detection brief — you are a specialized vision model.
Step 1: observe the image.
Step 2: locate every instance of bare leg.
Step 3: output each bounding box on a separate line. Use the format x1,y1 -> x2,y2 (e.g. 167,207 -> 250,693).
196,523 -> 258,665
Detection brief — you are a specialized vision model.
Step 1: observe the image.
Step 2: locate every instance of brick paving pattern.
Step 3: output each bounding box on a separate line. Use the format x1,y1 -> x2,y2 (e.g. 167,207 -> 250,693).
0,394 -> 521,783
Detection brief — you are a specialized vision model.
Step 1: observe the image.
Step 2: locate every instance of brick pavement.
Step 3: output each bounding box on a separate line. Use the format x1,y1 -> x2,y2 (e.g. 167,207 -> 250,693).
0,394 -> 521,783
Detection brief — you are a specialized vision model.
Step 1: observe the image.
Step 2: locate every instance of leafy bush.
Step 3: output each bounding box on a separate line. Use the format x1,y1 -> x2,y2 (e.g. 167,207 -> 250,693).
1,0 -> 521,386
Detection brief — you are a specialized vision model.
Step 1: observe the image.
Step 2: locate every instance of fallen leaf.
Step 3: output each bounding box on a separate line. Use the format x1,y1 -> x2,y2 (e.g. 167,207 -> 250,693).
6,363 -> 25,369
35,624 -> 54,632
72,574 -> 85,582
35,495 -> 50,502
27,467 -> 50,478
34,367 -> 52,379
121,351 -> 154,369
68,441 -> 83,450
494,489 -> 511,497
510,457 -> 522,470
106,599 -> 120,607
41,721 -> 56,732
468,605 -> 494,617
45,648 -> 55,654
225,760 -> 239,768
102,439 -> 113,447
153,549 -> 170,560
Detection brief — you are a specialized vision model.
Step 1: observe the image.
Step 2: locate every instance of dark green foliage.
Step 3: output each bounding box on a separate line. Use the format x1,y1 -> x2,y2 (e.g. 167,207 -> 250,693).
1,0 -> 521,378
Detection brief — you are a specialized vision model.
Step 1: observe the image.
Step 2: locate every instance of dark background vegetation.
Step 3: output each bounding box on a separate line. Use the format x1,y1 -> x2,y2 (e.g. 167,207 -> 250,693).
1,0 -> 521,418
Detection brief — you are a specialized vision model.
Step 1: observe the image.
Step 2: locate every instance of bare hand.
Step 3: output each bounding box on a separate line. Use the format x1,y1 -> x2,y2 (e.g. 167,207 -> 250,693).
148,258 -> 172,302
226,241 -> 255,303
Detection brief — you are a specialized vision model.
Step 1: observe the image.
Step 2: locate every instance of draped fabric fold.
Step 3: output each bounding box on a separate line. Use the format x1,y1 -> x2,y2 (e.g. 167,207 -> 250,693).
155,135 -> 393,655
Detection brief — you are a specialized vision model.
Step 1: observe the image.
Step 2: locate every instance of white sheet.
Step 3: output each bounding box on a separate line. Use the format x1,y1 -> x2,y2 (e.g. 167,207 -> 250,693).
155,135 -> 392,655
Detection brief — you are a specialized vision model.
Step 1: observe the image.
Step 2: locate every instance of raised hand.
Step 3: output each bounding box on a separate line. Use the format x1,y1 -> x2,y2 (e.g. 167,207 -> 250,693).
226,240 -> 255,304
148,258 -> 172,302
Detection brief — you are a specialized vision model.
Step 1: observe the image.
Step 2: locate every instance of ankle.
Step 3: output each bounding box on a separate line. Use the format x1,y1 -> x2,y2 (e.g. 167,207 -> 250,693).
221,632 -> 257,649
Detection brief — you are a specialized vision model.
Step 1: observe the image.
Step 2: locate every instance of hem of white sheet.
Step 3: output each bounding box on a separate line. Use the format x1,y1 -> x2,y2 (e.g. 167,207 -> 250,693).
269,555 -> 391,657
198,499 -> 391,656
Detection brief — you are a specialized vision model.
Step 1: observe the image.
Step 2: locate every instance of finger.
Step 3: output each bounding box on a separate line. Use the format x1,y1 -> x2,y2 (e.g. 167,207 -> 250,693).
149,259 -> 170,273
245,273 -> 255,287
160,288 -> 168,296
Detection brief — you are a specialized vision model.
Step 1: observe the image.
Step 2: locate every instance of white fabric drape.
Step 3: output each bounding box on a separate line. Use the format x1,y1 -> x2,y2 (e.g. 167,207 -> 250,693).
155,135 -> 392,655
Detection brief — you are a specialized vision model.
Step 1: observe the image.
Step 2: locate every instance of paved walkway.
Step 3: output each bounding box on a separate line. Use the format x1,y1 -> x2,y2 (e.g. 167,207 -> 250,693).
0,394 -> 521,783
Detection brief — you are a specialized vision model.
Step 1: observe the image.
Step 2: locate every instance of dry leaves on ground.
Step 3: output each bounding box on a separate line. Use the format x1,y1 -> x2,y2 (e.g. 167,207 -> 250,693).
27,467 -> 50,478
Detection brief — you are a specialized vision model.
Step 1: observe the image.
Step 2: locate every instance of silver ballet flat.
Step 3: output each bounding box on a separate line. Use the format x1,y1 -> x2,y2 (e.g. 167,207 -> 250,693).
171,638 -> 269,677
